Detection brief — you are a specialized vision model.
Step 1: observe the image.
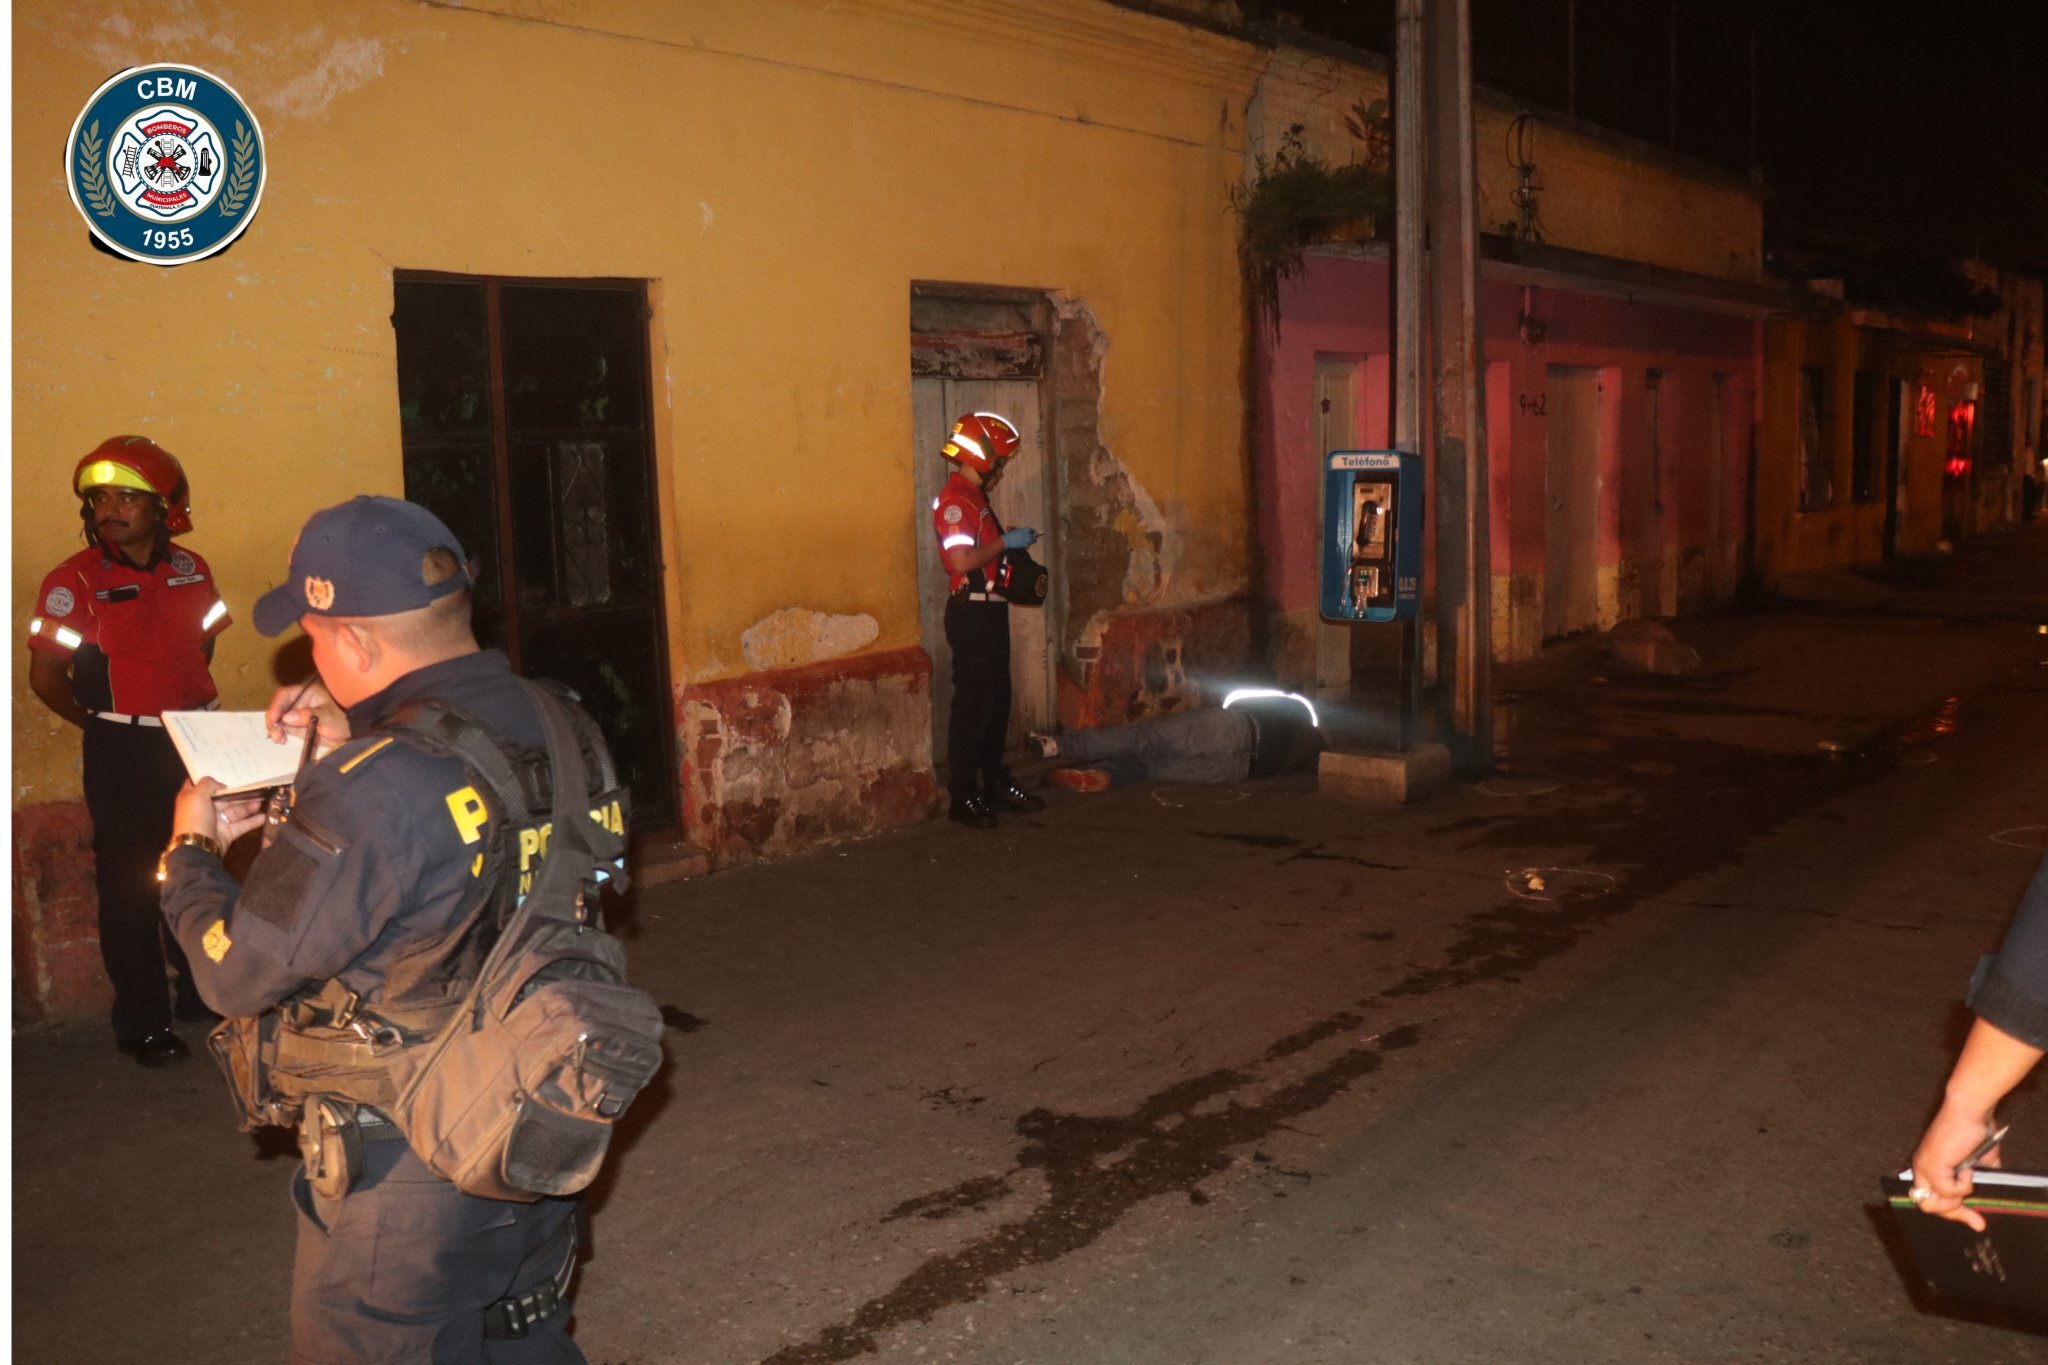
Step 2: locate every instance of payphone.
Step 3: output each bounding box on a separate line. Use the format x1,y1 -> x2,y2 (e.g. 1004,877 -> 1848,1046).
1319,450 -> 1422,623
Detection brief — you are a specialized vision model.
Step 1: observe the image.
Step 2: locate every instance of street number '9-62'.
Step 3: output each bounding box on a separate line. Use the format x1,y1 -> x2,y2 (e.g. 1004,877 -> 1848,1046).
142,228 -> 196,252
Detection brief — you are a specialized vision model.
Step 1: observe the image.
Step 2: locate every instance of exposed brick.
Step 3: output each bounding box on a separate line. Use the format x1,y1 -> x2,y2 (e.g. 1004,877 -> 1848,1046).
680,647 -> 940,869
13,799 -> 109,1021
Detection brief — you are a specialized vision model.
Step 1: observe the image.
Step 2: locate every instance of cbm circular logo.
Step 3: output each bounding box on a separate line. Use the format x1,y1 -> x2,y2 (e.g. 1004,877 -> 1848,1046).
66,65 -> 265,266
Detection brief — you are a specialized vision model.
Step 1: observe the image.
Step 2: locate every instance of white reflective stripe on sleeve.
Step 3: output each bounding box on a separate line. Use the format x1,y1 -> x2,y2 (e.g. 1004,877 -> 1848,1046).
29,617 -> 44,635
53,626 -> 85,650
201,599 -> 228,630
941,535 -> 976,550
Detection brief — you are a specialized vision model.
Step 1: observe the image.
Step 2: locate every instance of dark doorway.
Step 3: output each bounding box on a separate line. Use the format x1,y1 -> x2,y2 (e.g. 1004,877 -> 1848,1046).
391,274 -> 677,831
1883,377 -> 1905,558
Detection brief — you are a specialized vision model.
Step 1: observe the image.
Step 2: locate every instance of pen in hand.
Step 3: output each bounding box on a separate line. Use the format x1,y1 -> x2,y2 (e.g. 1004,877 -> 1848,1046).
270,677 -> 320,746
1957,1123 -> 2011,1176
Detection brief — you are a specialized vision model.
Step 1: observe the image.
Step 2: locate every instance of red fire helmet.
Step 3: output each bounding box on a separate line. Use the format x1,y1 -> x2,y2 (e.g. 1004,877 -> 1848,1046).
74,435 -> 193,534
940,412 -> 1021,475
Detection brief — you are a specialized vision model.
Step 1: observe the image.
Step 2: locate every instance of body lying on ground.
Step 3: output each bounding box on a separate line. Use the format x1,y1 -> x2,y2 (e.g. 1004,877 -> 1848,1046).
1033,689 -> 1323,792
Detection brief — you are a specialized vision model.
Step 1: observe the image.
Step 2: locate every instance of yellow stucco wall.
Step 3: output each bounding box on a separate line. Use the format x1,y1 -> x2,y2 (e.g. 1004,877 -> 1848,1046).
1250,50 -> 1761,283
13,0 -> 1262,805
1758,317 -> 1960,581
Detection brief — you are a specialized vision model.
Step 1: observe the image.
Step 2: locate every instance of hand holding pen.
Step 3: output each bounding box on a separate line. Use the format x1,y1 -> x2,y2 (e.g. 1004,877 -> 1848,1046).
1908,1118 -> 2013,1232
265,676 -> 348,757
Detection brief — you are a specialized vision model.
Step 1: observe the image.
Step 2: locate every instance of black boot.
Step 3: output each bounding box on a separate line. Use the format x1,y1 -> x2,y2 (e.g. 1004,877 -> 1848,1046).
948,795 -> 999,829
116,1028 -> 191,1068
988,782 -> 1045,814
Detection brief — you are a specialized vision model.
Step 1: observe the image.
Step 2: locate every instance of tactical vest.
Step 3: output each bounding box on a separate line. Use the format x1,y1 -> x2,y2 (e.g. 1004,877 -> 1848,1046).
211,683 -> 639,1140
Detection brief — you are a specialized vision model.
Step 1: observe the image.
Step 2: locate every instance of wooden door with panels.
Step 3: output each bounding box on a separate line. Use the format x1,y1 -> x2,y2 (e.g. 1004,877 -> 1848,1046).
1544,365 -> 1602,639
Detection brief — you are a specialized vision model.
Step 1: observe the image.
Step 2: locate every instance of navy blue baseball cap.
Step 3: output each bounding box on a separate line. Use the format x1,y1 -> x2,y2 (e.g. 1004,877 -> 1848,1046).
252,496 -> 470,637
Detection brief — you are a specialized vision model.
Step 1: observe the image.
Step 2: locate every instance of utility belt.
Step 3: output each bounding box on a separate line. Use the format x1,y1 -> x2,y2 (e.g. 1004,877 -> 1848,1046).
208,980 -> 458,1158
950,590 -> 1006,604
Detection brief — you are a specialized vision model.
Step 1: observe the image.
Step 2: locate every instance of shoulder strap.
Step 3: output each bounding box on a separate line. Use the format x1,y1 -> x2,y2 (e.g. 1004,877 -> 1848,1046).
384,700 -> 541,828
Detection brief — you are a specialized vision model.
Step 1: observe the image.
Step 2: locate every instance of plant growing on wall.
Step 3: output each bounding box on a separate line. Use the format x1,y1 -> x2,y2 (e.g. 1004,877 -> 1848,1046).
1232,100 -> 1394,325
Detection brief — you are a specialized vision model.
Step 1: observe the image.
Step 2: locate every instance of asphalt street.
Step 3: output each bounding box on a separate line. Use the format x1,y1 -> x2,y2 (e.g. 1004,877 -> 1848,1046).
13,528 -> 2048,1364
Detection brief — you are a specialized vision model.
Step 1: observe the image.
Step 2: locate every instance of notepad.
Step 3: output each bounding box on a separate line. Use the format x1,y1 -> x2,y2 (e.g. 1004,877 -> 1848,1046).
1885,1166 -> 2048,1311
160,710 -> 307,796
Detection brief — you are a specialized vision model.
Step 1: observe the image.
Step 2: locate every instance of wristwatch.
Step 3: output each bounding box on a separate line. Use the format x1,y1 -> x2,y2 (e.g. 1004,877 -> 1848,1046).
156,831 -> 225,883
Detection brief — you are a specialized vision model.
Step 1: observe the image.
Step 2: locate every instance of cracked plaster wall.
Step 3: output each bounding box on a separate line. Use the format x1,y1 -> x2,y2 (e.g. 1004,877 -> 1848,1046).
1052,299 -> 1253,724
680,648 -> 939,869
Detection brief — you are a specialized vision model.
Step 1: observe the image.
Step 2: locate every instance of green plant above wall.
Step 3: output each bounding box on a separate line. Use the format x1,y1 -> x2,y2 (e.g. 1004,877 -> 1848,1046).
1233,101 -> 1393,325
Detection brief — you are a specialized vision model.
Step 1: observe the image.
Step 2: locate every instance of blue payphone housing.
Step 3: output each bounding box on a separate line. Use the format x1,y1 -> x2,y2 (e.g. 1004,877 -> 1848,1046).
1319,450 -> 1422,623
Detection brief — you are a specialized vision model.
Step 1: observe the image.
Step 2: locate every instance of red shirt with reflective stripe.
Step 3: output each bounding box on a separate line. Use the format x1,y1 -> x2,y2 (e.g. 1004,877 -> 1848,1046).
933,471 -> 1001,593
29,540 -> 227,716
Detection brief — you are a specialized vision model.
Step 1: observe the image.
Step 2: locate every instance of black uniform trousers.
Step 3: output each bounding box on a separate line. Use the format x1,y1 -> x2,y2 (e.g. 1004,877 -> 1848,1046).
943,595 -> 1013,801
82,717 -> 193,1041
293,1137 -> 584,1364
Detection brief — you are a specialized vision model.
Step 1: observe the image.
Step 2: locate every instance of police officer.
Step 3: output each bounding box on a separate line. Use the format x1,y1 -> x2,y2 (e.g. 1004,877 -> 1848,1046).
27,436 -> 230,1065
933,412 -> 1048,828
159,496 -> 595,1362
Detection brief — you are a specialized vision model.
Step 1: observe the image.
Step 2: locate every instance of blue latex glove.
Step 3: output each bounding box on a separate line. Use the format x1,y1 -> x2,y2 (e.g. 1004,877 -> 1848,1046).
1001,527 -> 1039,550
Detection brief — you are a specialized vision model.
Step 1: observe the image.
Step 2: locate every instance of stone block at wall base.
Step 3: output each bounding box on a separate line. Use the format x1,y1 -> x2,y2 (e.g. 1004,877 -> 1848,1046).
1061,599 -> 1256,730
680,646 -> 941,870
13,799 -> 111,1022
1607,619 -> 1702,674
1318,745 -> 1451,804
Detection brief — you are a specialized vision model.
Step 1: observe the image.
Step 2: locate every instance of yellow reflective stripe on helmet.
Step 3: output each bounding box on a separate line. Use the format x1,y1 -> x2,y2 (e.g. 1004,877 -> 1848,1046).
76,459 -> 156,495
949,432 -> 986,462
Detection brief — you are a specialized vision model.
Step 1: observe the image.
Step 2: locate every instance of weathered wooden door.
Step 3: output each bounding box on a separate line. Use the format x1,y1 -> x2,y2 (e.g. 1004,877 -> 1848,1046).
912,377 -> 1051,764
392,275 -> 677,830
1544,366 -> 1602,638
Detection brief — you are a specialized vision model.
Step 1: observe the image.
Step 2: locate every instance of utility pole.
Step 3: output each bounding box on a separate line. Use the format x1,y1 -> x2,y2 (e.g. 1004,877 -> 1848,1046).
1668,0 -> 1680,150
1424,0 -> 1492,771
1394,0 -> 1426,750
1566,0 -> 1576,118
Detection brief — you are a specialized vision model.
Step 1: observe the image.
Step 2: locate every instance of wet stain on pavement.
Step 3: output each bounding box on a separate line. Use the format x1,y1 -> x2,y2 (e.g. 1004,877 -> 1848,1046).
881,1176 -> 1013,1224
659,1006 -> 708,1033
1284,846 -> 1407,871
761,1027 -> 1424,1364
762,664 -> 1987,1362
1263,1011 -> 1366,1061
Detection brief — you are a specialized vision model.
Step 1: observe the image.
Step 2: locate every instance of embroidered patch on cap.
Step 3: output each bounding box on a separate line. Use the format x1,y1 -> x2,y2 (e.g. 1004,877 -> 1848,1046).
304,576 -> 335,610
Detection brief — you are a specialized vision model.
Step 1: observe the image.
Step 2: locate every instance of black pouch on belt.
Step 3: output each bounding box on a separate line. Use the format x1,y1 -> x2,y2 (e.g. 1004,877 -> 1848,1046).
297,1098 -> 366,1199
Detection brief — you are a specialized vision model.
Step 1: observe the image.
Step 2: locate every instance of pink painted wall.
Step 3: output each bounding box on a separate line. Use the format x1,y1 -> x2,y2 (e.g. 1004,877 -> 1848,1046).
1254,253 -> 1758,645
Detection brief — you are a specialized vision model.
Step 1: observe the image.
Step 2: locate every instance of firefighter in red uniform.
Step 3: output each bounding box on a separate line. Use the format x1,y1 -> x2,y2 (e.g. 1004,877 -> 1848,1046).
27,437 -> 230,1065
933,412 -> 1047,828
